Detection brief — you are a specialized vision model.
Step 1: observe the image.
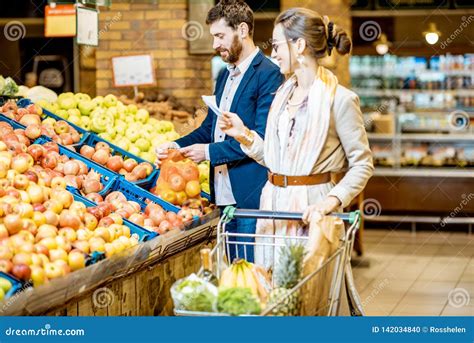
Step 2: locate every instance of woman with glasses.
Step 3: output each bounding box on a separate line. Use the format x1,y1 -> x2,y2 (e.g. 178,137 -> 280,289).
219,8 -> 374,266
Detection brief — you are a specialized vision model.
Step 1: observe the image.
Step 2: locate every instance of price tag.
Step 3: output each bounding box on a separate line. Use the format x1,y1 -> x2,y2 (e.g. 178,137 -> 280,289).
111,54 -> 156,88
76,6 -> 99,46
44,4 -> 76,37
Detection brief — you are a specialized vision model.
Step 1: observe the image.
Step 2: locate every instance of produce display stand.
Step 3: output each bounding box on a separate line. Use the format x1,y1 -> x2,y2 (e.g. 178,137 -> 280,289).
0,98 -> 220,316
175,207 -> 364,317
1,210 -> 220,316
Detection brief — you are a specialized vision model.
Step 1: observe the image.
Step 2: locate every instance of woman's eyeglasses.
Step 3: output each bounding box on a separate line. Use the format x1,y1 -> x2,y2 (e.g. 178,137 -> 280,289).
271,38 -> 295,53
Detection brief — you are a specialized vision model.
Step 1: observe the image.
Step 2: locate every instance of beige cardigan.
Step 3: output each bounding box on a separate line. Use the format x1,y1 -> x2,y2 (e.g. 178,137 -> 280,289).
241,73 -> 374,267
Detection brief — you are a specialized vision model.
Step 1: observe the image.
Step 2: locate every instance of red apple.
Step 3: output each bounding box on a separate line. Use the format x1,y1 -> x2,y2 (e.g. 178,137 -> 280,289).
12,263 -> 31,280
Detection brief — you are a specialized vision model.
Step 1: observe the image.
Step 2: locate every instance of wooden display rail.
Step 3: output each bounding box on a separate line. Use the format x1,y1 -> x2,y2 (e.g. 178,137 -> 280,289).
0,215 -> 220,316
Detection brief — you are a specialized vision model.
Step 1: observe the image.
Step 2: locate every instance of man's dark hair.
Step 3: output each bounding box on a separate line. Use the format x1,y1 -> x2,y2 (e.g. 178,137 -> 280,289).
206,0 -> 254,36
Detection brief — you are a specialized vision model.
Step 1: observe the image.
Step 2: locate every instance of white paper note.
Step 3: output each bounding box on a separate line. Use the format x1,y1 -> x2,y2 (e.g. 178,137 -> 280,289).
202,95 -> 222,117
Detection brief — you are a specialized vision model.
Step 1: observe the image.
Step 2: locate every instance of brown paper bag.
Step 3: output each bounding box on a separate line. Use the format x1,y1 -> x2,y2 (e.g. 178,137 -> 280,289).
300,215 -> 345,316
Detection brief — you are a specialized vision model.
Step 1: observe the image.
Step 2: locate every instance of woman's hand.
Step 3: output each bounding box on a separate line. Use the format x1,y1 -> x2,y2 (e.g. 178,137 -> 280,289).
218,111 -> 246,138
302,196 -> 341,224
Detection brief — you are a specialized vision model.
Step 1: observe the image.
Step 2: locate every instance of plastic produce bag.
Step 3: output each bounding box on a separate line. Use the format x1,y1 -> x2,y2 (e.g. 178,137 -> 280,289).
171,273 -> 218,312
154,149 -> 202,206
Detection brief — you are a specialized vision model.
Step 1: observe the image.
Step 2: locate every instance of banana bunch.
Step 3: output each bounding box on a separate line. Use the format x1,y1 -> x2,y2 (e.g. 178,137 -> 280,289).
220,259 -> 271,304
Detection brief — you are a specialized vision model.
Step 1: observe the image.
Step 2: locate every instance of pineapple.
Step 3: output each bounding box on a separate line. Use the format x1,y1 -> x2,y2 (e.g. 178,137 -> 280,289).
267,244 -> 306,316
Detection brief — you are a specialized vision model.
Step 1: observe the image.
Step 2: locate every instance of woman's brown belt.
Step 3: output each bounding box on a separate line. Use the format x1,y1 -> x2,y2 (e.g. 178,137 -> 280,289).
268,171 -> 331,187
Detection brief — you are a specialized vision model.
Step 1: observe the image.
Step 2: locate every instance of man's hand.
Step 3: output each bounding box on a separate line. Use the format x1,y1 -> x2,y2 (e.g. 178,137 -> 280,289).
180,144 -> 208,164
154,142 -> 179,167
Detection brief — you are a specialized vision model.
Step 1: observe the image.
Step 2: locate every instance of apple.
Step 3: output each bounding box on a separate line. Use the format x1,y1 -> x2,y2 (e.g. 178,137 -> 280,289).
135,108 -> 150,124
55,236 -> 72,253
72,240 -> 90,254
58,228 -> 77,243
38,237 -> 57,250
0,224 -> 9,240
4,214 -> 23,235
89,237 -> 105,253
78,100 -> 96,116
0,259 -> 13,273
44,262 -> 63,279
12,263 -> 31,280
76,228 -> 93,241
103,94 -> 118,108
0,277 -> 12,293
103,243 -> 115,258
68,250 -> 85,271
68,115 -> 82,126
30,266 -> 47,287
58,96 -> 77,110
49,248 -> 68,263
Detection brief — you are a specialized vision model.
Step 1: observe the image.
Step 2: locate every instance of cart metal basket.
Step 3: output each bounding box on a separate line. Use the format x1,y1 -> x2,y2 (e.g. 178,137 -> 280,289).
174,206 -> 365,316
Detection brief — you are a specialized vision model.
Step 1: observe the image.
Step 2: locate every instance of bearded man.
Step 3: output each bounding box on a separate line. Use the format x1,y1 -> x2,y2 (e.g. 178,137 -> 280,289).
156,0 -> 283,262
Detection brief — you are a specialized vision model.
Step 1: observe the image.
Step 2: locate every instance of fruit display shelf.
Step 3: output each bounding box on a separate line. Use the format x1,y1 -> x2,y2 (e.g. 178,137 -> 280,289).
0,272 -> 23,299
17,99 -> 89,146
77,133 -> 159,189
34,137 -> 118,197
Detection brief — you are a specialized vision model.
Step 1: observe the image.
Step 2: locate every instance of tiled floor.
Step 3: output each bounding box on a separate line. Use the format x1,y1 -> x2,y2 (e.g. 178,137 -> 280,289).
352,229 -> 473,316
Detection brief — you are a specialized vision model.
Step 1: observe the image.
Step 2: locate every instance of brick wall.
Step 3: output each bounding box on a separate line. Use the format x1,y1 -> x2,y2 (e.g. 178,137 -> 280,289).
94,0 -> 351,107
95,0 -> 213,108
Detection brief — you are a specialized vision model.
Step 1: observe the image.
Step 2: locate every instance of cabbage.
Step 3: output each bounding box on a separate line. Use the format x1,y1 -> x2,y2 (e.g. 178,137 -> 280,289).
0,77 -> 18,96
171,274 -> 217,312
26,86 -> 57,103
217,287 -> 261,315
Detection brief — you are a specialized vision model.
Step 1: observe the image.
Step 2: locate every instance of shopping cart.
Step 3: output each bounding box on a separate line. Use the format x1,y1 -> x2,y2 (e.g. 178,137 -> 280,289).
174,206 -> 365,316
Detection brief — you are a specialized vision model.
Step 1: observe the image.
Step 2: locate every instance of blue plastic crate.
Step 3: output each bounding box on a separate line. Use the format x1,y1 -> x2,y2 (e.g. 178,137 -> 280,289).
72,193 -> 157,243
34,137 -> 117,197
0,272 -> 22,299
0,113 -> 27,130
17,98 -> 89,146
77,133 -> 158,189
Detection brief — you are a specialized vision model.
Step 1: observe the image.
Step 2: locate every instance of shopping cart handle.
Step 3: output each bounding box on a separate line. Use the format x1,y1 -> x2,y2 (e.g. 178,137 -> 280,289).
223,207 -> 360,224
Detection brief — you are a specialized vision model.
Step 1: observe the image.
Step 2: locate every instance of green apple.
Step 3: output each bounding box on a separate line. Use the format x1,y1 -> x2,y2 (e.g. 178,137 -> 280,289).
81,116 -> 91,130
67,108 -> 81,118
148,117 -> 160,127
48,102 -> 60,114
128,144 -> 141,156
139,151 -> 156,163
57,109 -> 69,119
106,107 -> 118,118
68,115 -> 82,126
91,107 -> 105,117
58,96 -> 77,110
135,138 -> 150,152
98,132 -> 113,142
198,163 -> 210,183
74,93 -> 91,102
124,115 -> 135,124
116,138 -> 130,150
36,99 -> 49,109
135,109 -> 149,124
165,131 -> 180,141
78,100 -> 96,116
0,277 -> 12,293
58,92 -> 74,102
127,104 -> 138,114
201,182 -> 210,194
43,118 -> 56,126
103,94 -> 118,108
125,125 -> 141,143
143,124 -> 154,134
106,127 -> 117,139
115,123 -> 126,136
0,287 -> 4,301
92,96 -> 104,107
162,121 -> 175,132
152,135 -> 167,148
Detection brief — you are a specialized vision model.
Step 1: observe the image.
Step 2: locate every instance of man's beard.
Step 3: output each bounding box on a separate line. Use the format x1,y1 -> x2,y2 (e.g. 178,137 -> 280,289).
217,34 -> 243,64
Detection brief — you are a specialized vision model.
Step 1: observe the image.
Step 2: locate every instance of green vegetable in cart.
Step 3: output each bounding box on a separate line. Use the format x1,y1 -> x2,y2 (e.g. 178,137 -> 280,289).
171,273 -> 217,312
217,287 -> 261,316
